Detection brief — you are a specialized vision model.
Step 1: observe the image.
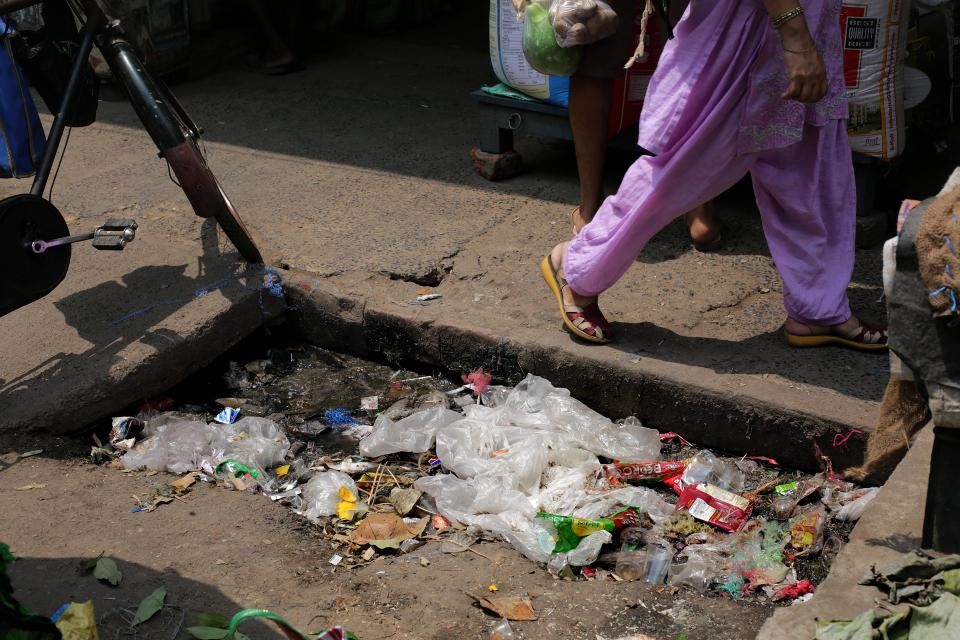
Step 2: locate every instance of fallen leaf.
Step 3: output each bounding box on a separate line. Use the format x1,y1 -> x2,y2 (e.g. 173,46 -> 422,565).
132,586 -> 166,625
146,470 -> 159,477
471,595 -> 537,621
488,584 -> 498,592
15,483 -> 46,491
94,558 -> 122,586
361,547 -> 376,561
349,514 -> 428,546
148,496 -> 174,511
170,475 -> 196,492
188,627 -> 229,640
388,487 -> 423,516
196,613 -> 229,629
441,529 -> 479,554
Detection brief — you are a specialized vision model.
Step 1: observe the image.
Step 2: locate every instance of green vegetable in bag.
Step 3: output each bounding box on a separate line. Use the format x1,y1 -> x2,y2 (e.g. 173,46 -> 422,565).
522,2 -> 582,76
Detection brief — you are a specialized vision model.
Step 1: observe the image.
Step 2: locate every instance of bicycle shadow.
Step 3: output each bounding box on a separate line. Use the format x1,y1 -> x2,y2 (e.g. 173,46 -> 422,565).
6,556 -> 285,639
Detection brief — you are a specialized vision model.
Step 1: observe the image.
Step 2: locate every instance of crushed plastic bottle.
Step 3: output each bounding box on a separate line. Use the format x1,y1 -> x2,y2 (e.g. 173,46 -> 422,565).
679,450 -> 746,493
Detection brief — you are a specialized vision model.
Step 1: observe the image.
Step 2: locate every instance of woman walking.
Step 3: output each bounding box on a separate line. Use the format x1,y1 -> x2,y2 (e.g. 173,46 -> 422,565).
541,0 -> 887,351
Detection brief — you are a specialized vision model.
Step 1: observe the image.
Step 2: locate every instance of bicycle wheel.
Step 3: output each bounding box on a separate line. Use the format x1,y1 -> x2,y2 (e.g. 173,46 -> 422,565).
100,35 -> 263,263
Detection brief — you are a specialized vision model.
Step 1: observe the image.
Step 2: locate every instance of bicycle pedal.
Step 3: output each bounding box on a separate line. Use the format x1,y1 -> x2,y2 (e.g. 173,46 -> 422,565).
92,218 -> 138,251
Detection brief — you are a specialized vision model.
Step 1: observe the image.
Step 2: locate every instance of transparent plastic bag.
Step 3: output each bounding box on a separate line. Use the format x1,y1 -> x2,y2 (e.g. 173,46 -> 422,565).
549,0 -> 619,48
120,420 -> 217,474
668,559 -> 715,593
680,450 -> 745,493
834,487 -> 879,522
221,417 -> 290,469
359,407 -> 461,457
301,471 -> 366,521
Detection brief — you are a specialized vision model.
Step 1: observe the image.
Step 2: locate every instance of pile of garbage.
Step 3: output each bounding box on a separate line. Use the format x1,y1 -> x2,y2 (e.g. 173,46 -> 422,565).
100,356 -> 879,604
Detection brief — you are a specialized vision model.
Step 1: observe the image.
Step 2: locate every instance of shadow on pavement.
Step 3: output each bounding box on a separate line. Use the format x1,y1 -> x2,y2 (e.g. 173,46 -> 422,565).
6,556 -> 284,639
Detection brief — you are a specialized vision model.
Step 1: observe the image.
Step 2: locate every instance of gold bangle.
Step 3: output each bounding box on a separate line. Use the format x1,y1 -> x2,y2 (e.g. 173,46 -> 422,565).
772,6 -> 804,29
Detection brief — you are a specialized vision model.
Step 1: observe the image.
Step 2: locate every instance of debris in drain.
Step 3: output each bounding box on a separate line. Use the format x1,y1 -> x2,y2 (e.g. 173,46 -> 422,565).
93,345 -> 869,605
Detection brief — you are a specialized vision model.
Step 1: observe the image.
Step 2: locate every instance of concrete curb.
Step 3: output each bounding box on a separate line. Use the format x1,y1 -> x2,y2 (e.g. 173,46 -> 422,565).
282,268 -> 868,471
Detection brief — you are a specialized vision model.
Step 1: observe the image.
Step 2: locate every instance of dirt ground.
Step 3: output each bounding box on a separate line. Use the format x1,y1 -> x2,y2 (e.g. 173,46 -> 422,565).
1,431 -> 774,640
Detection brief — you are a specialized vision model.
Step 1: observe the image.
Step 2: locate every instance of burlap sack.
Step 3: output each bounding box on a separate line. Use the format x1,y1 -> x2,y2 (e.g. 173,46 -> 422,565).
845,379 -> 931,484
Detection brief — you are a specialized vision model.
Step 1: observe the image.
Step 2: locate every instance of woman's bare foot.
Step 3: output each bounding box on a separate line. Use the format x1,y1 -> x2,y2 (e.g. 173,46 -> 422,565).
784,315 -> 888,351
685,202 -> 722,252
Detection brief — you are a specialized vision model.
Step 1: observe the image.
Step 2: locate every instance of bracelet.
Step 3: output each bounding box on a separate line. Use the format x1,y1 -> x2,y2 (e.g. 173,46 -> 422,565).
772,6 -> 804,29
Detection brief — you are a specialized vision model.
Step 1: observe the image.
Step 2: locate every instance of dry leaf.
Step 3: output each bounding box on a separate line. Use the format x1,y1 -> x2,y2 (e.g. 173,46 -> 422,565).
472,595 -> 537,621
170,475 -> 196,493
15,483 -> 46,491
349,514 -> 428,546
388,487 -> 422,516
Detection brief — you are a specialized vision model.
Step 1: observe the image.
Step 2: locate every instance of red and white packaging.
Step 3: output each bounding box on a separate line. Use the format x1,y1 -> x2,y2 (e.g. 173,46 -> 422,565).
840,0 -> 910,160
676,483 -> 753,533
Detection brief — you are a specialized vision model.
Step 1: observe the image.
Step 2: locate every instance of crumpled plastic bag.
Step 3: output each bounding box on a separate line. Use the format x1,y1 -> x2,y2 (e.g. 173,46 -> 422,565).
359,407 -> 461,457
549,0 -> 619,48
301,471 -> 367,521
219,417 -> 290,469
120,414 -> 290,475
120,419 -> 217,474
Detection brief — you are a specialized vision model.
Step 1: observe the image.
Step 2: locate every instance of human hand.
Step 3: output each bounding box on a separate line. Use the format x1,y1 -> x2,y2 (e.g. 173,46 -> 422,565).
780,23 -> 827,102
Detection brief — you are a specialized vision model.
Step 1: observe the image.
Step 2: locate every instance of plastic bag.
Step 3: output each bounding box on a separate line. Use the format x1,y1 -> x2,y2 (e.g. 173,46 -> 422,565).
549,0 -> 618,48
359,407 -> 461,457
679,450 -> 745,493
668,559 -> 715,593
833,487 -> 880,522
120,420 -> 217,474
301,471 -> 367,521
521,0 -> 582,76
220,417 -> 290,469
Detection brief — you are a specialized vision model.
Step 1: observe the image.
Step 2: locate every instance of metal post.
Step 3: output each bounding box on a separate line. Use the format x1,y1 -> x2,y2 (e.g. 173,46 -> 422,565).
30,12 -> 102,197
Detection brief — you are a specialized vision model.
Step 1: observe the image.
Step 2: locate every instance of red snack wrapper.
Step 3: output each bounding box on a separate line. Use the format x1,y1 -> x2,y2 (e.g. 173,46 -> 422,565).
601,460 -> 688,487
676,483 -> 753,533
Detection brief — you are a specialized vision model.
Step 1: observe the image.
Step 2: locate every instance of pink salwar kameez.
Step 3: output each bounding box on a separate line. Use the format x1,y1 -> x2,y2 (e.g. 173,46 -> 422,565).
564,0 -> 854,326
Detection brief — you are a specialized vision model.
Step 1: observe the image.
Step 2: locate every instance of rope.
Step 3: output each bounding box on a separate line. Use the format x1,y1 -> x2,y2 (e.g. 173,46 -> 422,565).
625,0 -> 655,69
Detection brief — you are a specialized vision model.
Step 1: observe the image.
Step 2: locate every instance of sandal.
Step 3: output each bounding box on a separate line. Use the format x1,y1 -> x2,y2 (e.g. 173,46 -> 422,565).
784,319 -> 888,352
540,252 -> 611,343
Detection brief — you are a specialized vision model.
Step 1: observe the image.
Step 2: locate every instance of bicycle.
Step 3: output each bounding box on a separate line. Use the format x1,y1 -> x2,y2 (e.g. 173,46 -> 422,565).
0,0 -> 263,318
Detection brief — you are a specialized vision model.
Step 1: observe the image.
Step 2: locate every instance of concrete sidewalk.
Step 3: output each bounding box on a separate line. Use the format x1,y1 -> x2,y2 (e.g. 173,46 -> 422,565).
0,8 -> 895,448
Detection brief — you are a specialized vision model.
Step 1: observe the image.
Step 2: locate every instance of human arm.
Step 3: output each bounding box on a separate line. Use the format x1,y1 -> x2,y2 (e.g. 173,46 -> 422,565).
760,0 -> 827,103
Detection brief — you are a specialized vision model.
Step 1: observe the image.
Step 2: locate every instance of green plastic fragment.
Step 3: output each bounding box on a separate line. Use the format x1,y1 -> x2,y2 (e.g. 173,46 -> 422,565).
215,460 -> 260,479
775,481 -> 799,496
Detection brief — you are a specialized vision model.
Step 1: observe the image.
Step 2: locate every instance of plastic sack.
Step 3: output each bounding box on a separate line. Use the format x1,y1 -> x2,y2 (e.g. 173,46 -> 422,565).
120,420 -> 217,474
522,0 -> 582,76
301,471 -> 367,521
359,407 -> 461,457
549,0 -> 618,48
680,450 -> 745,493
220,417 -> 290,469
